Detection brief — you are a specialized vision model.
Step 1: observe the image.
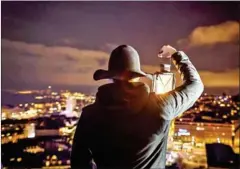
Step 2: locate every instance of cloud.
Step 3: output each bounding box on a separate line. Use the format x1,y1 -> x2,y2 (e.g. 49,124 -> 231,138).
96,58 -> 108,67
2,39 -> 110,87
142,65 -> 239,88
183,43 -> 239,71
64,55 -> 79,62
2,39 -> 239,90
101,43 -> 119,53
178,21 -> 239,48
60,38 -> 78,45
200,69 -> 239,88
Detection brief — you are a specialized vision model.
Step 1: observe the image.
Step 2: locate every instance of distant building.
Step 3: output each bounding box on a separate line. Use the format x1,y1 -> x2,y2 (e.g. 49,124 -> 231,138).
174,121 -> 239,147
60,96 -> 78,117
24,123 -> 36,138
1,106 -> 25,120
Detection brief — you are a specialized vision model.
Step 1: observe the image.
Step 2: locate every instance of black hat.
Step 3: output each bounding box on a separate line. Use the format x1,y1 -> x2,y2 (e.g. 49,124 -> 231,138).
93,45 -> 146,81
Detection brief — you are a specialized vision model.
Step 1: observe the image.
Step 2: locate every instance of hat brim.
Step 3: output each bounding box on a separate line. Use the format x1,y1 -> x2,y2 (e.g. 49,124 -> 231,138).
93,69 -> 147,81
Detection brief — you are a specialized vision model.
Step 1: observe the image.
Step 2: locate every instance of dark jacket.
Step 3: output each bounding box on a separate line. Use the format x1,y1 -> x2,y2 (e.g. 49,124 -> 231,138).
71,51 -> 204,169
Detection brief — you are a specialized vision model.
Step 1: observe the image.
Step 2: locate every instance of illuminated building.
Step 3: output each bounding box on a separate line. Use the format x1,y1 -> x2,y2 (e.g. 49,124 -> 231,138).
60,96 -> 78,117
24,123 -> 36,138
24,146 -> 45,154
1,106 -> 24,120
174,121 -> 239,147
66,96 -> 76,112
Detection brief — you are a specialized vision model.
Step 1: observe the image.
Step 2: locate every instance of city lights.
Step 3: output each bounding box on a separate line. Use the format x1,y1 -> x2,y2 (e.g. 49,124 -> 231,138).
1,1 -> 239,168
1,87 -> 239,169
177,129 -> 190,136
196,127 -> 205,131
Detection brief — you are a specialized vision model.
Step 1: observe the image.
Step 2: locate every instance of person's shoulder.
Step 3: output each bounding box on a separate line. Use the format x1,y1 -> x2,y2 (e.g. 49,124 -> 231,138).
145,93 -> 173,121
79,103 -> 101,129
81,103 -> 99,118
82,102 -> 100,112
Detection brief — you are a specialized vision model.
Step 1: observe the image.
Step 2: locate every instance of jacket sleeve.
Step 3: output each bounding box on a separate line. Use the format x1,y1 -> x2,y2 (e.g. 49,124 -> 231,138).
156,51 -> 204,120
70,112 -> 92,169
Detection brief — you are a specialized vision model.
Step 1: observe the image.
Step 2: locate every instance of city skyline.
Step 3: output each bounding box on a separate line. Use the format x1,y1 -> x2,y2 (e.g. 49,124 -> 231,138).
1,85 -> 239,168
2,1 -> 239,94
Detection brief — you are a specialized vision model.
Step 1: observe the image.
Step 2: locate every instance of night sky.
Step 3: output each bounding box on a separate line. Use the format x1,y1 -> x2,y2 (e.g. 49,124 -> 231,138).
2,1 -> 239,94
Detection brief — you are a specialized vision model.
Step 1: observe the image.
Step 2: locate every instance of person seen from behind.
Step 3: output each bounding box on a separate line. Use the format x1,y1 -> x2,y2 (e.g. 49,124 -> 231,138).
71,45 -> 204,169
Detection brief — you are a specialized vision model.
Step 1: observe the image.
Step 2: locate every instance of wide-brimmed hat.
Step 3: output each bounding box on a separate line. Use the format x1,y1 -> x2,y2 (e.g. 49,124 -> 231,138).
93,45 -> 146,81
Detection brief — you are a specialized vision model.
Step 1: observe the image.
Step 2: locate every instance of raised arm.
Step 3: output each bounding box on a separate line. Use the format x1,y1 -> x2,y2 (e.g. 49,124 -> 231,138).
156,45 -> 204,120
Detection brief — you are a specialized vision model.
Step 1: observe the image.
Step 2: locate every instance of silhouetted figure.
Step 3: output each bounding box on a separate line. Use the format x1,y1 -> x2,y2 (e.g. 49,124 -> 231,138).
71,45 -> 204,169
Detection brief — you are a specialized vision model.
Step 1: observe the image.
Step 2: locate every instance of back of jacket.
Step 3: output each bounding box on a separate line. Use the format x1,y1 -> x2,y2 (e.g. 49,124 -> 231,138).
71,51 -> 204,169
